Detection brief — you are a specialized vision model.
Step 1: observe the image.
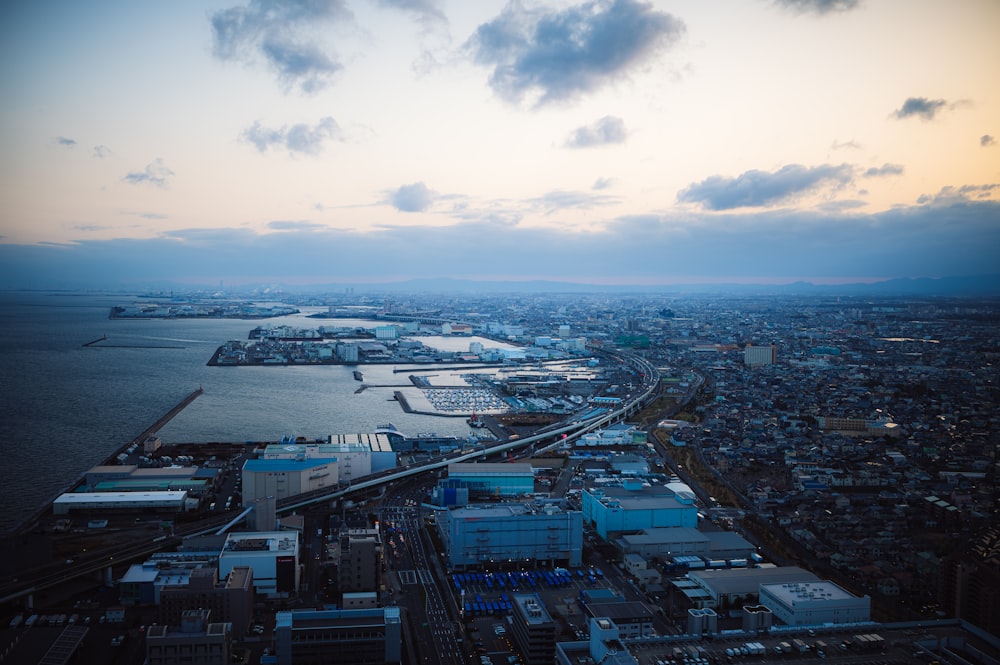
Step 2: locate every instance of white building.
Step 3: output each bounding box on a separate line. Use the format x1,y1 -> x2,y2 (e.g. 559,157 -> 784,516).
744,344 -> 776,367
219,531 -> 300,598
758,580 -> 870,626
259,433 -> 396,483
241,458 -> 339,507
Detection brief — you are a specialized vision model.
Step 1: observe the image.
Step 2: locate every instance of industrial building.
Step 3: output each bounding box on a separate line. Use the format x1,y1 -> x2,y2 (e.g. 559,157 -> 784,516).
241,458 -> 339,507
758,580 -> 871,626
445,462 -> 535,498
578,589 -> 655,638
555,617 -> 637,665
258,433 -> 396,481
437,501 -> 583,570
581,479 -> 698,540
53,490 -> 190,515
218,531 -> 299,598
273,607 -> 402,665
676,566 -> 819,610
616,527 -> 754,562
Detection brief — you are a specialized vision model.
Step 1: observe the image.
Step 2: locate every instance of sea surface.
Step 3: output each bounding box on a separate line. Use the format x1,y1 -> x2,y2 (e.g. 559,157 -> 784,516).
0,292 -> 508,536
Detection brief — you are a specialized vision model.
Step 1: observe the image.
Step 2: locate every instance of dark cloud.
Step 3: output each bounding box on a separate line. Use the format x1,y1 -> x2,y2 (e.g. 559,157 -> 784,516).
893,97 -> 948,120
981,134 -> 996,147
211,0 -> 350,94
863,163 -> 904,178
773,0 -> 860,14
4,198 -> 998,288
678,163 -> 854,210
916,184 -> 999,205
55,136 -> 76,147
387,182 -> 436,212
122,159 -> 174,188
242,117 -> 342,155
465,0 -> 685,106
92,145 -> 112,159
564,116 -> 627,148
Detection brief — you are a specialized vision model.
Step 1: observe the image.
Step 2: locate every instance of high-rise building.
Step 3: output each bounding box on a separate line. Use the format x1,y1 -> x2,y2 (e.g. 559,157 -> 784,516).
743,344 -> 776,367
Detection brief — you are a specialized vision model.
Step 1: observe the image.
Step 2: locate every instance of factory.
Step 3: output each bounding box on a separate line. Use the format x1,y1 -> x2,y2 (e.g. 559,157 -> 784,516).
581,477 -> 698,540
442,462 -> 535,499
437,501 -> 583,571
758,580 -> 871,626
241,457 -> 339,507
52,490 -> 191,515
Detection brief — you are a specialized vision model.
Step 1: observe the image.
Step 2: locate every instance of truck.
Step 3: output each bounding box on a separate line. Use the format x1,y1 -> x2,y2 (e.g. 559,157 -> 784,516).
745,642 -> 766,656
776,641 -> 792,655
814,641 -> 828,656
791,639 -> 809,654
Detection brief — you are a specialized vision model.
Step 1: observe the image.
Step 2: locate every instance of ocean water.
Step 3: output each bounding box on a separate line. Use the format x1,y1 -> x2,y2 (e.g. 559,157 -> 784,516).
0,292 -> 494,536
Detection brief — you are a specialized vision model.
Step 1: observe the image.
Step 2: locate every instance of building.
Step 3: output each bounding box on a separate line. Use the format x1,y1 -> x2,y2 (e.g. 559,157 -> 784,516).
241,457 -> 339,506
438,501 -> 583,570
146,609 -> 230,665
743,344 -> 776,367
939,526 -> 1000,635
617,527 -> 753,562
758,580 -> 871,625
338,527 -> 382,595
509,593 -> 557,665
218,531 -> 299,598
273,607 -> 402,665
581,479 -> 698,540
578,589 -> 655,638
679,566 -> 819,610
258,434 -> 396,482
445,462 -> 535,498
53,490 -> 189,515
555,616 -> 639,665
159,566 -> 254,638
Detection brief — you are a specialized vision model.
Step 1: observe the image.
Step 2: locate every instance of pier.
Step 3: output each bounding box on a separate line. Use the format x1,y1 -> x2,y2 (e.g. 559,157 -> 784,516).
127,386 -> 204,447
81,334 -> 107,347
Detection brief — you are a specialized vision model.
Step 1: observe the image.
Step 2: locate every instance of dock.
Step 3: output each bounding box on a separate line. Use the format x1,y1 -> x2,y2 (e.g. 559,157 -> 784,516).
127,386 -> 204,447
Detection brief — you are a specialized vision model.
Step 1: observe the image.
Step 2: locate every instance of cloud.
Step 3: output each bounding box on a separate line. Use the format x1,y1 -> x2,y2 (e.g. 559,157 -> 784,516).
528,189 -> 619,214
564,116 -> 627,148
4,198 -> 999,288
55,136 -> 77,147
863,163 -> 904,178
678,163 -> 855,210
892,96 -> 948,120
387,182 -> 436,212
376,0 -> 446,28
916,184 -> 999,205
242,117 -> 342,155
465,0 -> 685,106
210,0 -> 351,94
92,145 -> 112,159
981,134 -> 996,147
831,139 -> 861,150
267,220 -> 325,230
122,159 -> 174,188
772,0 -> 860,14
592,177 -> 615,190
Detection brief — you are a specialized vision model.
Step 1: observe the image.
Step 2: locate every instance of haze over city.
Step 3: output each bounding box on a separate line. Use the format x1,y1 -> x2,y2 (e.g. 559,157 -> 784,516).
1,0 -> 998,289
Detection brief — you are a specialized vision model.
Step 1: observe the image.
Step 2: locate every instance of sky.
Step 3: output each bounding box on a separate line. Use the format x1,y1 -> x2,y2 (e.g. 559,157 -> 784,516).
1,0 -> 998,289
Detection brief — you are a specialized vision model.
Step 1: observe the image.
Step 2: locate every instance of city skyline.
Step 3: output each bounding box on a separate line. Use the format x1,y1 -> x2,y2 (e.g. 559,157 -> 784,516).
1,0 -> 998,289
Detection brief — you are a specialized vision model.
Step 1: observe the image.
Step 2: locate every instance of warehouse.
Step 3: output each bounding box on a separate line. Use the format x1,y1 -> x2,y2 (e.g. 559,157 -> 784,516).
438,500 -> 582,570
52,490 -> 188,515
